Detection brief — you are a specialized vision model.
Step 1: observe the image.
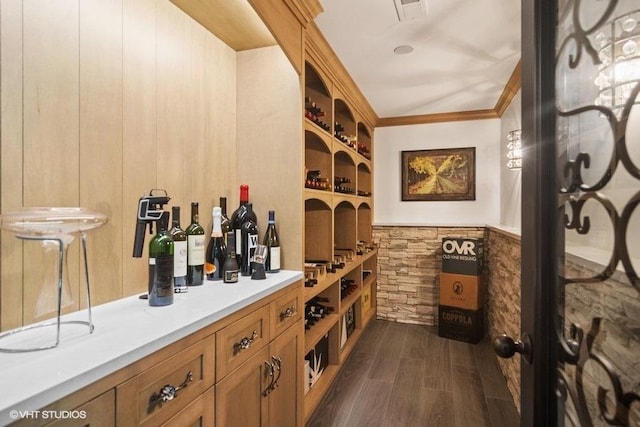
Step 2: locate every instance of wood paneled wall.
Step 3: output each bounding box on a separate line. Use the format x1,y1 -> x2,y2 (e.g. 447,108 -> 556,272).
0,0 -> 238,331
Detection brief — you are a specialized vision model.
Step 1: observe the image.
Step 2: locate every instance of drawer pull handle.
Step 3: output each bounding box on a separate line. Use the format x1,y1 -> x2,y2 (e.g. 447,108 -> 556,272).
272,356 -> 282,388
263,361 -> 275,396
235,330 -> 258,353
280,306 -> 295,319
149,371 -> 193,408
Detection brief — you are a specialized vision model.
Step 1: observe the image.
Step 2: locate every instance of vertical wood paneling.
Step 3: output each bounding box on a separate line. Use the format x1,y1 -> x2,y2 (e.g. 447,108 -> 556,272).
122,0 -> 157,297
79,0 -> 123,307
156,0 -> 188,213
0,0 -> 25,330
206,34 -> 237,207
22,0 -> 80,324
0,0 -> 297,331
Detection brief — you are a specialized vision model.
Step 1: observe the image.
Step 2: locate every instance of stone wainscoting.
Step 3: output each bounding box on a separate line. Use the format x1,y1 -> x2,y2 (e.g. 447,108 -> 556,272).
372,225 -> 521,412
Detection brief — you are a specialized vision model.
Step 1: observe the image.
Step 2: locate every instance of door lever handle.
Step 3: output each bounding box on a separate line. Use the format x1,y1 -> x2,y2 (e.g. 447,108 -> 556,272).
493,333 -> 533,365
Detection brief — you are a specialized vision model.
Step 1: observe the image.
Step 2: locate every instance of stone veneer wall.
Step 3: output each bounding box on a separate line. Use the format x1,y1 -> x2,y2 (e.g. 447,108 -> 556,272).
486,227 -> 521,412
372,225 -> 522,412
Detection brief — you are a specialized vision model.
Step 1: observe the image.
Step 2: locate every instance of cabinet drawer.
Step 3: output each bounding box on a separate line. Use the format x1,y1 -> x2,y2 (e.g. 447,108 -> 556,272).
216,304 -> 270,380
270,287 -> 302,338
160,387 -> 214,427
116,335 -> 215,427
44,389 -> 115,427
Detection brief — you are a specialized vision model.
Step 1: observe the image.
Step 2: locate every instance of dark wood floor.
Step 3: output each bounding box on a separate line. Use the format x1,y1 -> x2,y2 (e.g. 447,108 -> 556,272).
307,319 -> 520,427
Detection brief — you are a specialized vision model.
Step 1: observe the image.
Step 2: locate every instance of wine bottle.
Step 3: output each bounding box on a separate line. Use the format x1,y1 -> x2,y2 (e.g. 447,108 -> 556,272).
240,203 -> 259,276
169,206 -> 188,293
148,212 -> 174,306
186,202 -> 205,286
219,197 -> 231,238
223,231 -> 239,283
230,184 -> 257,262
205,207 -> 226,281
263,210 -> 281,273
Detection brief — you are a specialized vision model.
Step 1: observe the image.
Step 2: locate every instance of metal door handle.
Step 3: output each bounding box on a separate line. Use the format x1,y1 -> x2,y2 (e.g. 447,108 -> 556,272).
493,333 -> 533,365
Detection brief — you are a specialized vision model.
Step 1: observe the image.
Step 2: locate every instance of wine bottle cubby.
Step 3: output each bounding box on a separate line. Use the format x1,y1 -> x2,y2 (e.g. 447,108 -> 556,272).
302,58 -> 377,422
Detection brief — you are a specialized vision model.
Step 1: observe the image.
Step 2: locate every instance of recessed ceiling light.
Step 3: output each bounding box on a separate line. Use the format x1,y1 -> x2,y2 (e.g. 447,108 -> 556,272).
394,45 -> 414,55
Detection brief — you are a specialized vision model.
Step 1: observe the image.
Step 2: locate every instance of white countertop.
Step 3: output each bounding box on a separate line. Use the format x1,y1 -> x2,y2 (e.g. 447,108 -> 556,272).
0,270 -> 303,424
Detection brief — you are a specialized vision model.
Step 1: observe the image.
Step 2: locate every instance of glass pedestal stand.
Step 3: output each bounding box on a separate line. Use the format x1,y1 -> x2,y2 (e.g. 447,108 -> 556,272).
0,207 -> 107,352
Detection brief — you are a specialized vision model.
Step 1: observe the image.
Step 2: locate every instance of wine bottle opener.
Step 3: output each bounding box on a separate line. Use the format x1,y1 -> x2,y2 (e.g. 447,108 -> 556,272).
132,189 -> 171,258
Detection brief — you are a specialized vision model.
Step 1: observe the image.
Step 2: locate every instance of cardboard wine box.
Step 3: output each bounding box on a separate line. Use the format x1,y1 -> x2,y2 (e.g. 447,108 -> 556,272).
438,305 -> 484,344
441,237 -> 484,276
361,282 -> 372,313
439,272 -> 483,310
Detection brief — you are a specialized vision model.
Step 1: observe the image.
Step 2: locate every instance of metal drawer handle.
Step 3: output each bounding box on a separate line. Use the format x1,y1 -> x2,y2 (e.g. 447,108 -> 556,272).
263,361 -> 275,396
280,306 -> 295,319
149,371 -> 193,409
235,330 -> 258,353
272,356 -> 282,389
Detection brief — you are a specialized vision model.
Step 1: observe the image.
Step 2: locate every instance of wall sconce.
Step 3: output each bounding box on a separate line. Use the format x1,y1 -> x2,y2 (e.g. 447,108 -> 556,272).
594,10 -> 640,116
507,129 -> 522,170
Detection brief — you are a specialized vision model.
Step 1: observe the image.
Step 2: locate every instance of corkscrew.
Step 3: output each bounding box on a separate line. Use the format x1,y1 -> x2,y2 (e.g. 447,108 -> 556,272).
132,189 -> 171,258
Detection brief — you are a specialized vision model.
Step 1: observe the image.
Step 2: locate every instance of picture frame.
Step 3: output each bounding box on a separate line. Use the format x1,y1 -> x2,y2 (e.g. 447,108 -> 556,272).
401,147 -> 476,201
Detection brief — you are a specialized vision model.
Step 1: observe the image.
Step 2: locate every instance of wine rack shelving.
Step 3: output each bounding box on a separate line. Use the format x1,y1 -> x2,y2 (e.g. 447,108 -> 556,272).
302,59 -> 377,423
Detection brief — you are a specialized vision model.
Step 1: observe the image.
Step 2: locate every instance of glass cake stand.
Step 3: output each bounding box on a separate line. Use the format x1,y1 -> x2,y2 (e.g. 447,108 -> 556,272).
0,207 -> 107,352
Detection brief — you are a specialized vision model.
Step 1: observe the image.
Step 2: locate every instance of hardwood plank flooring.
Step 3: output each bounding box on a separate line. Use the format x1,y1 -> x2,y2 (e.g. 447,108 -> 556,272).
307,320 -> 520,427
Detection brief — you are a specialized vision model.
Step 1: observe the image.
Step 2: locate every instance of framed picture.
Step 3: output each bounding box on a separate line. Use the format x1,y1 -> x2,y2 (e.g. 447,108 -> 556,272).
401,147 -> 476,201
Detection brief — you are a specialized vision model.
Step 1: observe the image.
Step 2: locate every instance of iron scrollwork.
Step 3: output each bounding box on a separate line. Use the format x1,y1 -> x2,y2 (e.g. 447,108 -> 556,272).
555,0 -> 640,425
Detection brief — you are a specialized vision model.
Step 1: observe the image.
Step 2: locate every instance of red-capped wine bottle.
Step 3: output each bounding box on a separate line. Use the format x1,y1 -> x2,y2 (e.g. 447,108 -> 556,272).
230,185 -> 257,262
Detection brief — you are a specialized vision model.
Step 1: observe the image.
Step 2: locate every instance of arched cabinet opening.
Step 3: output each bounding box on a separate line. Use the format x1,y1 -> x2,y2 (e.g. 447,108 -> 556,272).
304,62 -> 332,133
305,130 -> 332,192
334,200 -> 357,253
305,198 -> 333,263
357,163 -> 372,197
334,151 -> 356,195
334,99 -> 356,151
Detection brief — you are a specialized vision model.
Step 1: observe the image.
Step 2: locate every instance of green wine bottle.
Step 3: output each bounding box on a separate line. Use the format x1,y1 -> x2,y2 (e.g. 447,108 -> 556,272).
169,206 -> 188,293
186,202 -> 205,286
149,211 -> 174,306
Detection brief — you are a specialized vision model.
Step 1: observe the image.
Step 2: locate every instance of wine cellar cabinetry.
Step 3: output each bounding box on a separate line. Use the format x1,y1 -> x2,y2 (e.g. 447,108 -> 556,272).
303,59 -> 377,422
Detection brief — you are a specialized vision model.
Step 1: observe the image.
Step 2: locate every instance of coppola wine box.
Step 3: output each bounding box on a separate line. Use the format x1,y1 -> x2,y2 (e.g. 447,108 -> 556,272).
438,305 -> 484,344
439,272 -> 483,310
340,303 -> 356,348
441,237 -> 484,276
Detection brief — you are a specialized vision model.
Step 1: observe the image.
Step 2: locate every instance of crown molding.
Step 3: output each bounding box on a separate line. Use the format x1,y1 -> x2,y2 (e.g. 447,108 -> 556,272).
377,109 -> 499,127
376,60 -> 521,127
494,60 -> 521,117
284,0 -> 323,27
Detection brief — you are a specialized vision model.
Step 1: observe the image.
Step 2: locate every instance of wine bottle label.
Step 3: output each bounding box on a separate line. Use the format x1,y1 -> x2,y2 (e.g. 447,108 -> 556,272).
235,229 -> 242,255
173,241 -> 187,277
268,247 -> 281,271
187,235 -> 205,265
224,269 -> 238,283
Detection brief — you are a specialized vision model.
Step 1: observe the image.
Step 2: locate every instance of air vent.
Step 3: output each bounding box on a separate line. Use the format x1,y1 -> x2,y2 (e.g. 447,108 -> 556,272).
393,0 -> 428,21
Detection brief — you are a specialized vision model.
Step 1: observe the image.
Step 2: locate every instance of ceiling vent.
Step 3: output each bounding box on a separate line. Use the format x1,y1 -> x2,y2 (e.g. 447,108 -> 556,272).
393,0 -> 428,21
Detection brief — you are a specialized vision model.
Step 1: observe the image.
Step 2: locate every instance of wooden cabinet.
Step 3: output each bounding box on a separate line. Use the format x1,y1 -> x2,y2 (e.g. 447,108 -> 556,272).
216,323 -> 301,427
116,336 -> 215,426
302,56 -> 378,422
9,279 -> 303,427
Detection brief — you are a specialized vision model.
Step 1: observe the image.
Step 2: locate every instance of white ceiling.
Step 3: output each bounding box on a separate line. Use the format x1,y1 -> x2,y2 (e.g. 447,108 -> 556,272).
315,0 -> 521,119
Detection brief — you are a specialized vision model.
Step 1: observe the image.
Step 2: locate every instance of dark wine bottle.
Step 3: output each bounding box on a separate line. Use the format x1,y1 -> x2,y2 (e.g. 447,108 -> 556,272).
219,197 -> 231,238
263,210 -> 281,273
186,202 -> 205,286
205,207 -> 226,281
148,212 -> 174,306
169,206 -> 188,293
223,231 -> 239,283
230,185 -> 257,262
240,203 -> 259,276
